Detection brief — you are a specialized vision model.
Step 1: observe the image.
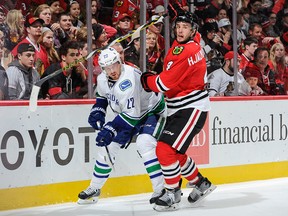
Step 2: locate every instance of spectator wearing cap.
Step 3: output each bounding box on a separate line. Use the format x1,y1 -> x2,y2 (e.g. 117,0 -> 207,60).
240,67 -> 264,96
217,18 -> 233,54
11,17 -> 50,76
153,5 -> 165,16
242,47 -> 284,95
91,23 -> 110,79
6,43 -> 40,100
207,51 -> 245,96
92,23 -> 108,49
113,13 -> 132,48
148,15 -> 165,50
239,36 -> 258,72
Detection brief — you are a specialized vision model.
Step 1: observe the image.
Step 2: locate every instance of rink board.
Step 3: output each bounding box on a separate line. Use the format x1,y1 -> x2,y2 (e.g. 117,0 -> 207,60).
0,97 -> 288,210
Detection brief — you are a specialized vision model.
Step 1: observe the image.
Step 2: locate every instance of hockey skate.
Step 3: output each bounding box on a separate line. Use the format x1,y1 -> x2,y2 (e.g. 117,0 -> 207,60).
153,188 -> 182,211
149,189 -> 165,204
187,176 -> 216,207
77,186 -> 101,205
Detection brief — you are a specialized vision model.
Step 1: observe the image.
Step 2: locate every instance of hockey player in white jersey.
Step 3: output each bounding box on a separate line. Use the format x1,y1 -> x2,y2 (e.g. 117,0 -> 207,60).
78,47 -> 166,205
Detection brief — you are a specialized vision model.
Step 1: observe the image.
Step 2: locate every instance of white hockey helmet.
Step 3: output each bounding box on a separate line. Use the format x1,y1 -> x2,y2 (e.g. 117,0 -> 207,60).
98,47 -> 121,70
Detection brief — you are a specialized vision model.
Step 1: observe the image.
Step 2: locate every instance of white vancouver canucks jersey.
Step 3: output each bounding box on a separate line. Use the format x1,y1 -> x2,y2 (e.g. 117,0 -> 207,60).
96,64 -> 165,126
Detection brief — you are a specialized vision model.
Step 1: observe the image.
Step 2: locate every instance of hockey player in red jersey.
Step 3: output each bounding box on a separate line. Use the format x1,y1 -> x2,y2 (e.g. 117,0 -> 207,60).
141,12 -> 216,211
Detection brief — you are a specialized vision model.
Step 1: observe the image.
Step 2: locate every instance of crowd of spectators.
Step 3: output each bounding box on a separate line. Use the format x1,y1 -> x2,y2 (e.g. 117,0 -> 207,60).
0,0 -> 288,100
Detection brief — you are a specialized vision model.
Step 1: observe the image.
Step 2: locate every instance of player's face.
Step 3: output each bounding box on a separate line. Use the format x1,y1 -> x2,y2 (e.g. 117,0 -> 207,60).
104,62 -> 121,80
175,22 -> 194,43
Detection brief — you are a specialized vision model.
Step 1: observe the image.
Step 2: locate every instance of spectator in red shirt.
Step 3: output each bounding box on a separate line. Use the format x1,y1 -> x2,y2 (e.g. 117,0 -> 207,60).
239,36 -> 258,72
268,42 -> 287,92
11,17 -> 50,76
243,47 -> 284,95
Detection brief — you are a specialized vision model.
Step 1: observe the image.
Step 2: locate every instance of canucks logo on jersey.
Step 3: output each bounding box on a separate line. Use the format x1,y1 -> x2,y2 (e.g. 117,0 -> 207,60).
119,79 -> 132,91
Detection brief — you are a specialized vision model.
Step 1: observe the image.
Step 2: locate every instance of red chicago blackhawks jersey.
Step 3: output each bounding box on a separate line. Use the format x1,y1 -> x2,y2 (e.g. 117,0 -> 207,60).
146,37 -> 210,115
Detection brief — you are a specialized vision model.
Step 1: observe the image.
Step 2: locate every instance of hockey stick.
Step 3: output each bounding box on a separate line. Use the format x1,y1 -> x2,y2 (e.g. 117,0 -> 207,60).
29,14 -> 167,111
95,121 -> 115,170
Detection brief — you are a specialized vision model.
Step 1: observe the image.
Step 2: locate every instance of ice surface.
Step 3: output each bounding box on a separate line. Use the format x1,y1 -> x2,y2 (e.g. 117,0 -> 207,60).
1,178 -> 287,216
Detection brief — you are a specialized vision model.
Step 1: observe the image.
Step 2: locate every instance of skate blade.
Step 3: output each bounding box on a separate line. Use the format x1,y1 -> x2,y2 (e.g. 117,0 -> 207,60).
153,203 -> 180,212
77,197 -> 99,205
188,184 -> 217,207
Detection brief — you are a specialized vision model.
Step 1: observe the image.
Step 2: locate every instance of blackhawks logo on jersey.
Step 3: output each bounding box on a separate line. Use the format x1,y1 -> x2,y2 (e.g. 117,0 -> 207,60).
116,0 -> 124,6
172,46 -> 184,55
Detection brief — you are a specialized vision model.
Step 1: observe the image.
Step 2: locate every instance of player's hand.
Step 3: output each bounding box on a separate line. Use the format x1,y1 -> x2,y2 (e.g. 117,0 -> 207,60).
88,104 -> 105,130
96,122 -> 117,147
140,72 -> 154,92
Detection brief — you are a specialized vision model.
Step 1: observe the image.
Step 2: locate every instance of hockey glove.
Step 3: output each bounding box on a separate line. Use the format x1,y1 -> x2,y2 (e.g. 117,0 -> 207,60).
140,72 -> 155,92
88,104 -> 105,130
96,122 -> 117,147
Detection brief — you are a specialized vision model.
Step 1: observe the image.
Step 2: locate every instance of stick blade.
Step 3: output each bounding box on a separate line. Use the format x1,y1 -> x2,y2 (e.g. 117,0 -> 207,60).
29,85 -> 40,112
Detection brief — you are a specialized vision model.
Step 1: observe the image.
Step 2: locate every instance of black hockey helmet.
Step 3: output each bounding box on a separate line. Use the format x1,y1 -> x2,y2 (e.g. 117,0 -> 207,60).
175,11 -> 198,29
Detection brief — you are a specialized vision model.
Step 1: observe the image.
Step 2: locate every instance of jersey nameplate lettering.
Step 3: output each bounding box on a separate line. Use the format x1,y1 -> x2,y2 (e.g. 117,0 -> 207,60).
119,79 -> 132,91
172,46 -> 184,55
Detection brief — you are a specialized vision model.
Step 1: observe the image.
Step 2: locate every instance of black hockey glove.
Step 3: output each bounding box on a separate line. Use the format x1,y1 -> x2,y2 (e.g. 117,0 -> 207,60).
140,72 -> 154,92
96,122 -> 117,147
88,104 -> 105,130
